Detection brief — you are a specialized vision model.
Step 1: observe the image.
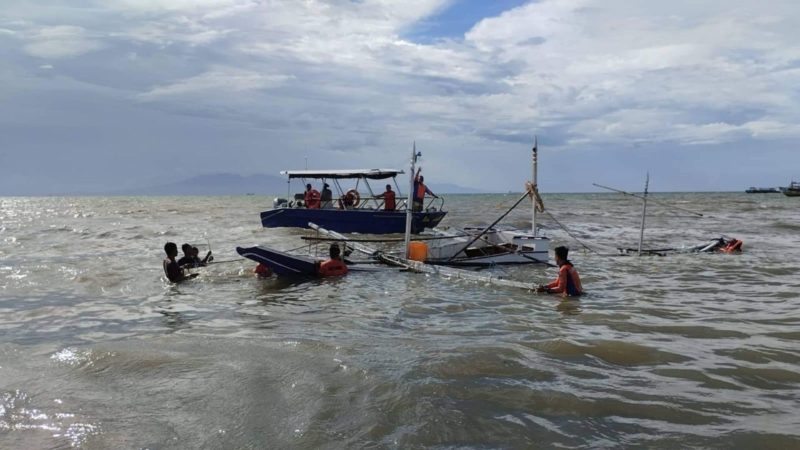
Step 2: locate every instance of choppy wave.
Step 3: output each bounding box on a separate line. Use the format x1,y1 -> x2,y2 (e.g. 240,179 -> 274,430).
1,193 -> 799,448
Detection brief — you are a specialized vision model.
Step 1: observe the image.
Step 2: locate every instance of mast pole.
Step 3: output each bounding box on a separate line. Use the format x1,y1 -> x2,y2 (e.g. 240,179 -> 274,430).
531,136 -> 538,236
404,142 -> 418,257
637,172 -> 649,256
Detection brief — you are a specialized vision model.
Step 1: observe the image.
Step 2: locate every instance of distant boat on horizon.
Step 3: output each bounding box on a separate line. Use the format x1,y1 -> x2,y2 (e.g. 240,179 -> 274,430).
745,186 -> 780,193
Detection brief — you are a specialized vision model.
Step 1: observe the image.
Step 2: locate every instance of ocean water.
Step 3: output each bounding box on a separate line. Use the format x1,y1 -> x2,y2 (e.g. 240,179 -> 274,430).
1,193 -> 799,448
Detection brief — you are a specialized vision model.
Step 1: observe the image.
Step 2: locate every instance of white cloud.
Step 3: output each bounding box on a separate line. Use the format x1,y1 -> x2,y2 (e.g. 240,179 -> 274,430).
139,68 -> 293,100
22,25 -> 103,58
2,0 -> 800,191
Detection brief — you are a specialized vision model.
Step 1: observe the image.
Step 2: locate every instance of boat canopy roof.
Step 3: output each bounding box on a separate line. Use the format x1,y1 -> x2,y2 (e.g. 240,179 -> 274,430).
280,169 -> 404,180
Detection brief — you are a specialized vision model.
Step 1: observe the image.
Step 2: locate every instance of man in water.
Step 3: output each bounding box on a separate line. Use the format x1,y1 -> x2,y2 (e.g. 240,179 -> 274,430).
375,184 -> 396,211
412,167 -> 437,212
317,243 -> 348,277
177,243 -> 194,267
164,242 -> 197,283
537,246 -> 583,297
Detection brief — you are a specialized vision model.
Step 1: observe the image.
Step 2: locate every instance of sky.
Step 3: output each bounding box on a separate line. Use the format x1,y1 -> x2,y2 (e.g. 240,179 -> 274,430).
1,0 -> 799,194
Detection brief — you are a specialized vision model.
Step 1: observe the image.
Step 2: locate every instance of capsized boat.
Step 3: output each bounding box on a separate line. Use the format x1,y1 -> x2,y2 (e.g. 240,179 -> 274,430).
236,245 -> 384,277
780,181 -> 800,197
617,236 -> 743,256
416,139 -> 550,266
261,169 -> 447,234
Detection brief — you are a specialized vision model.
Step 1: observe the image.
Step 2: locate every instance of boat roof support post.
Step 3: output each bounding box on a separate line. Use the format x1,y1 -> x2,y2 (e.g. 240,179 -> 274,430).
362,179 -> 379,208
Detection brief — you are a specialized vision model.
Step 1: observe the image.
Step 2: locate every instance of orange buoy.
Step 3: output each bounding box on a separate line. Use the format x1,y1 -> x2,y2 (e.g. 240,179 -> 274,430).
408,241 -> 428,262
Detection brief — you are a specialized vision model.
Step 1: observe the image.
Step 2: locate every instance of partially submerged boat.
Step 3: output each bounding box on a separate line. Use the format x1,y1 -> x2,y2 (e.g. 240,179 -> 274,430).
418,139 -> 550,266
260,169 -> 447,234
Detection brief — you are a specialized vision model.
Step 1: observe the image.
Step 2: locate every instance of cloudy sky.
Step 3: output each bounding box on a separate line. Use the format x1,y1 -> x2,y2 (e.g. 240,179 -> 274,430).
1,0 -> 798,194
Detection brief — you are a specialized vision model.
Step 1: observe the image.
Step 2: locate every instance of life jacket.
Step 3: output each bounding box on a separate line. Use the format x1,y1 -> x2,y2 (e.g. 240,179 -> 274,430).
721,239 -> 742,253
304,189 -> 321,209
254,263 -> 272,277
415,180 -> 427,202
384,190 -> 396,211
318,259 -> 348,277
561,262 -> 583,296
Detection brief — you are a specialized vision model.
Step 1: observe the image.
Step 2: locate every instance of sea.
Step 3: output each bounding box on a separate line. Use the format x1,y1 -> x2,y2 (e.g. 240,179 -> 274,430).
1,193 -> 799,449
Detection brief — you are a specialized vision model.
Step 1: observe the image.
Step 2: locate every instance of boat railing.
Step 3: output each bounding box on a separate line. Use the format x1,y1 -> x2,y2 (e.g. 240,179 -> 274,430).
425,196 -> 445,212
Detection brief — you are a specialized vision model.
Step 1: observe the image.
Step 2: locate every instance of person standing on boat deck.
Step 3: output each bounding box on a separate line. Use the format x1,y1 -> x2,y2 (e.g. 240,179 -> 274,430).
317,243 -> 348,277
321,183 -> 333,208
164,242 -> 197,283
304,183 -> 321,209
375,184 -> 396,211
537,246 -> 583,297
412,168 -> 438,212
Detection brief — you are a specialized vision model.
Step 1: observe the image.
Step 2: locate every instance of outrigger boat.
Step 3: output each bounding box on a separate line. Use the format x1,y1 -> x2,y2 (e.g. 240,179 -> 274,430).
260,168 -> 447,234
417,139 -> 550,266
594,176 -> 744,256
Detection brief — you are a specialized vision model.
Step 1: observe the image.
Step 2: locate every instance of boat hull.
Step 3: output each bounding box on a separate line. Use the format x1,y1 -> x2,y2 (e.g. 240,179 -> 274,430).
260,208 -> 447,234
236,246 -> 318,276
423,229 -> 550,267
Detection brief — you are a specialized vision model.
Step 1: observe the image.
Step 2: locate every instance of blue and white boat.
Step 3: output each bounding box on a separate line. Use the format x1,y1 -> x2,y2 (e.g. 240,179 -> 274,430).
261,169 -> 447,234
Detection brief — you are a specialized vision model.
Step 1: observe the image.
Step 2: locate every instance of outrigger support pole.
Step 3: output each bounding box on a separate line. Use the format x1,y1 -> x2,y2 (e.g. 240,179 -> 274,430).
446,187 -> 534,262
404,142 -> 420,257
637,173 -> 649,256
531,136 -> 538,235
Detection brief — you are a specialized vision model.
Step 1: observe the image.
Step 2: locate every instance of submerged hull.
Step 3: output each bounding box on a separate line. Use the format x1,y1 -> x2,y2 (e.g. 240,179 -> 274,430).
236,246 -> 318,276
423,229 -> 550,267
260,208 -> 447,234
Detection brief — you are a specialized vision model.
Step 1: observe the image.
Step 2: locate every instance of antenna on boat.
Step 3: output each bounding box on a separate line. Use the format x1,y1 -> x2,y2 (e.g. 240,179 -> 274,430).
531,136 -> 538,236
637,172 -> 650,256
404,141 -> 420,257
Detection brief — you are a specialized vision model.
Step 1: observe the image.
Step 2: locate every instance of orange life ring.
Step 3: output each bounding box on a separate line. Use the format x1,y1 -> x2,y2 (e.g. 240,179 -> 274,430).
339,189 -> 360,208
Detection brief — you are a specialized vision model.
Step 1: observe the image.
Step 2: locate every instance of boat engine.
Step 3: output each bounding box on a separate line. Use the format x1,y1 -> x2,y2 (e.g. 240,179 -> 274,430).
273,197 -> 289,208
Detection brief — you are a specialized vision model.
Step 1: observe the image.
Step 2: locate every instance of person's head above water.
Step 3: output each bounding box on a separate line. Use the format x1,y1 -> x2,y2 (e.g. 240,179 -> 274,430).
554,246 -> 569,264
181,243 -> 191,255
164,242 -> 178,258
329,243 -> 341,259
191,246 -> 200,257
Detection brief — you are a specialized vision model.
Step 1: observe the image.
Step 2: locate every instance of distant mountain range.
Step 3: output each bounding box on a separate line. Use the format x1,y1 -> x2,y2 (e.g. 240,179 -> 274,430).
112,173 -> 481,196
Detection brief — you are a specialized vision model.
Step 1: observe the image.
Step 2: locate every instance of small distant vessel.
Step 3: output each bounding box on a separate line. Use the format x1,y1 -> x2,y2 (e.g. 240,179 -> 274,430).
780,181 -> 800,197
745,187 -> 779,193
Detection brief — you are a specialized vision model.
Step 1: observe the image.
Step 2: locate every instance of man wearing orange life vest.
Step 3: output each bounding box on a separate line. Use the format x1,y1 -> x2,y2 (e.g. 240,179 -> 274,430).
375,184 -> 396,211
537,246 -> 583,297
304,183 -> 321,209
317,243 -> 348,277
412,168 -> 438,212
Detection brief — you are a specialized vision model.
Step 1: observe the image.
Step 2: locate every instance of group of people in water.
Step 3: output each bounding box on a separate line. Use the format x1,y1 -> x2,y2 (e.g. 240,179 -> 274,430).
162,242 -> 213,283
162,239 -> 582,297
301,168 -> 438,212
